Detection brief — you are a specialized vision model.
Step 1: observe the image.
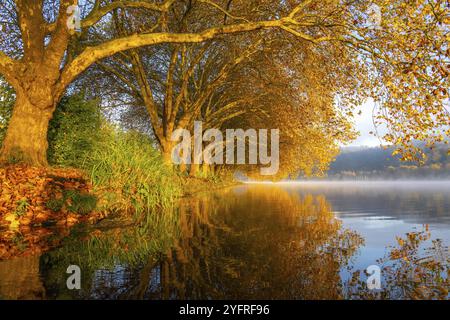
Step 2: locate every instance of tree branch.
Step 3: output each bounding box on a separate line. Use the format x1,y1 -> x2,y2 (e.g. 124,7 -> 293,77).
82,0 -> 176,28
46,0 -> 176,33
289,0 -> 314,19
198,0 -> 249,23
58,20 -> 283,90
0,51 -> 19,88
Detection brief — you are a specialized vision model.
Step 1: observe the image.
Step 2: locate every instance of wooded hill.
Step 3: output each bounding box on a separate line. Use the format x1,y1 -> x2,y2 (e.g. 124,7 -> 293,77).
328,144 -> 449,179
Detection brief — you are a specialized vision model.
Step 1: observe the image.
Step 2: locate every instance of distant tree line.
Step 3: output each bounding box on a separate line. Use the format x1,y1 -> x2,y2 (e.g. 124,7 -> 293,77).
327,145 -> 449,180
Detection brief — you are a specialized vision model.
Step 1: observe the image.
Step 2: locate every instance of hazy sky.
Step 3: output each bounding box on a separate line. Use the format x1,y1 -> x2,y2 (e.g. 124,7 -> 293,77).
349,99 -> 386,147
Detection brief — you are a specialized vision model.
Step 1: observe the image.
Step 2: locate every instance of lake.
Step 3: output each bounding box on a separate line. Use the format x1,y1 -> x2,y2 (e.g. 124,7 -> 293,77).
0,181 -> 449,299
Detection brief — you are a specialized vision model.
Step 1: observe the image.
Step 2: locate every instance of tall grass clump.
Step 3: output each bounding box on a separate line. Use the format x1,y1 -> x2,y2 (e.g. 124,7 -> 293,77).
83,125 -> 182,214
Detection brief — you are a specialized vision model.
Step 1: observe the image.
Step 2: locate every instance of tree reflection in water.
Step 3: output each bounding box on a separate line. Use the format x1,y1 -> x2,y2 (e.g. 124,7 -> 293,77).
40,186 -> 364,299
1,186 -> 447,300
154,187 -> 365,299
346,226 -> 449,300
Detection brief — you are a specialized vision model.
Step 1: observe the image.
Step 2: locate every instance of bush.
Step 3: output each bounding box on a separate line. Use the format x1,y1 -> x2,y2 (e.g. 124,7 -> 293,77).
47,93 -> 101,167
83,125 -> 182,214
0,78 -> 14,146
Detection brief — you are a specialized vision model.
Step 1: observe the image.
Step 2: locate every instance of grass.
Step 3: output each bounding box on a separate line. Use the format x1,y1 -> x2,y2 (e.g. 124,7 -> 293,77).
82,125 -> 182,215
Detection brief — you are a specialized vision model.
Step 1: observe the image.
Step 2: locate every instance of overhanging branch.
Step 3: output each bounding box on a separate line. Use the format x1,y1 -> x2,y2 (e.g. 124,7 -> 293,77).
57,3 -> 351,91
82,0 -> 176,28
57,20 -> 282,90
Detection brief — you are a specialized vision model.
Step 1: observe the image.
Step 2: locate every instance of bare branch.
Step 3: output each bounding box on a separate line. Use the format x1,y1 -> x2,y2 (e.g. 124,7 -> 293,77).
198,0 -> 249,23
83,0 -> 175,28
289,0 -> 314,19
279,25 -> 338,44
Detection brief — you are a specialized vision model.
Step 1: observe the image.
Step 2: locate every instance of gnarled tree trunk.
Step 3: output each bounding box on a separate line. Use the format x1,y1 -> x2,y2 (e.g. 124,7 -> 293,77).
0,89 -> 55,166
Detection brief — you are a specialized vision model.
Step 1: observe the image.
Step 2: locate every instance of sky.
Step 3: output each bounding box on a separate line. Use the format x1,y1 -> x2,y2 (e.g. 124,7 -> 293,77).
349,99 -> 387,147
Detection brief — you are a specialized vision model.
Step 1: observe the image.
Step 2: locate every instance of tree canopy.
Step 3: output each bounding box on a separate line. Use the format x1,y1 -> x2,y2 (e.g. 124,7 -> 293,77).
0,0 -> 448,173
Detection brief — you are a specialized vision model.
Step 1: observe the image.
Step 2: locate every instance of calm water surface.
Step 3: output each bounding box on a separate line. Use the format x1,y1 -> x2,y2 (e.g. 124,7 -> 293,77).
0,181 -> 449,299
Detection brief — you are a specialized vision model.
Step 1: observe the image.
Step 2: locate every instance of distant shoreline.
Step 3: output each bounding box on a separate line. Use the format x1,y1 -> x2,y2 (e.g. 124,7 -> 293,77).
242,179 -> 450,184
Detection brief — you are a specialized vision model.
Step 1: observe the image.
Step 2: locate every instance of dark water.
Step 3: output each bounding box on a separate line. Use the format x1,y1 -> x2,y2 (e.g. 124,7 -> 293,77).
0,181 -> 449,299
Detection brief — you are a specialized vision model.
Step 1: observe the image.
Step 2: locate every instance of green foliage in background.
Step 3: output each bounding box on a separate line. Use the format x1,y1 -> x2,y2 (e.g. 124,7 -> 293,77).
47,93 -> 101,167
0,78 -> 14,146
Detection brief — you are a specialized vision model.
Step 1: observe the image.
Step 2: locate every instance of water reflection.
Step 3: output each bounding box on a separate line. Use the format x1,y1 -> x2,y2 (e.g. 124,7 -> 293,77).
0,255 -> 45,299
0,183 -> 448,300
279,181 -> 450,226
146,187 -> 364,299
346,226 -> 449,300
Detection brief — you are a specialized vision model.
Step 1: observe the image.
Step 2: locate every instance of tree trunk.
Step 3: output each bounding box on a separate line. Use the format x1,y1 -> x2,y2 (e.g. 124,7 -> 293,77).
190,163 -> 200,177
161,149 -> 172,164
161,141 -> 174,166
0,91 -> 54,166
202,163 -> 211,177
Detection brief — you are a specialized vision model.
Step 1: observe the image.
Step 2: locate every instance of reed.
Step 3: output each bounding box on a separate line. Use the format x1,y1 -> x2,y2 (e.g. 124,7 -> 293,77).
83,125 -> 182,215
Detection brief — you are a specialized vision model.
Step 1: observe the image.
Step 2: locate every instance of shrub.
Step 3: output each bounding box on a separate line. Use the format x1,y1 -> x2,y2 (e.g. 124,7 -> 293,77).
0,78 -> 14,146
47,93 -> 101,167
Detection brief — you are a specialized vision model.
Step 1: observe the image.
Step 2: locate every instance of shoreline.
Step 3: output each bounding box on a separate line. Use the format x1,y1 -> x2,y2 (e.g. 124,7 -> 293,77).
0,164 -> 239,260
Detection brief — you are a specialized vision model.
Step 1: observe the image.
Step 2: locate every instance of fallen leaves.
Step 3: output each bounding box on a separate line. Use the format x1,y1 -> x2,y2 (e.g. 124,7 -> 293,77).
0,165 -> 107,260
